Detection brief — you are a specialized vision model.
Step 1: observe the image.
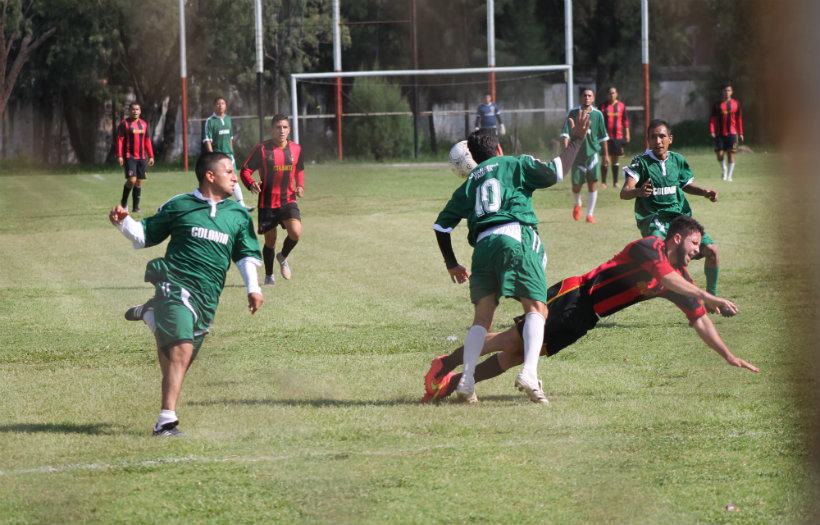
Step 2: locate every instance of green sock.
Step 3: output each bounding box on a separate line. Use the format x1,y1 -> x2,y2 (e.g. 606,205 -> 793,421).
705,266 -> 719,295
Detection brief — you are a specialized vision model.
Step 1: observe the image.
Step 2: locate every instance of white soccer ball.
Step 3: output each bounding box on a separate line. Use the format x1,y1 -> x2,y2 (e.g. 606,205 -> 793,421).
448,140 -> 477,178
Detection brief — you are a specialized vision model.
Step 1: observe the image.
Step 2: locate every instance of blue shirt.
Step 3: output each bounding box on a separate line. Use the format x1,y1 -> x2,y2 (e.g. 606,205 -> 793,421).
476,103 -> 501,129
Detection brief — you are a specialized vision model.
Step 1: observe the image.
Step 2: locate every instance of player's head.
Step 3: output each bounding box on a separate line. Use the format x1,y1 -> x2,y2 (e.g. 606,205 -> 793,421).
647,119 -> 673,159
128,103 -> 141,119
579,88 -> 594,108
271,114 -> 291,144
214,97 -> 227,113
195,151 -> 232,185
484,92 -> 493,103
666,216 -> 704,266
721,82 -> 733,100
467,128 -> 499,164
607,86 -> 618,102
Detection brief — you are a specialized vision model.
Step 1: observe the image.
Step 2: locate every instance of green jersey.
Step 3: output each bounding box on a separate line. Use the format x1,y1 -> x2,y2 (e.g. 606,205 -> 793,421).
434,154 -> 562,246
560,106 -> 609,161
203,113 -> 233,155
623,150 -> 695,236
142,189 -> 261,324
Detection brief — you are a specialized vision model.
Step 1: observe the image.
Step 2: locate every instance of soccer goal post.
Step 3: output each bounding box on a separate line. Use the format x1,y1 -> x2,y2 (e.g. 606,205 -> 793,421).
290,64 -> 573,158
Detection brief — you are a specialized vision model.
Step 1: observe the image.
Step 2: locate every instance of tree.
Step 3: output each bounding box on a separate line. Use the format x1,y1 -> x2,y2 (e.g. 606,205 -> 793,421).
0,0 -> 56,138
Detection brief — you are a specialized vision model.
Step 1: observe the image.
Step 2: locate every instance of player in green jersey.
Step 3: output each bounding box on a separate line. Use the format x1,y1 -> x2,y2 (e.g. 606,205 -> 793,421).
433,111 -> 590,404
560,87 -> 609,223
203,97 -> 253,211
109,152 -> 264,436
620,119 -> 725,301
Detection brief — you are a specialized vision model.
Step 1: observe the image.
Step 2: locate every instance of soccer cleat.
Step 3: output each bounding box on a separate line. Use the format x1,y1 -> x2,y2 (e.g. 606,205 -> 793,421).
601,183 -> 607,189
422,371 -> 457,403
514,373 -> 550,405
718,306 -> 737,317
132,208 -> 142,214
586,215 -> 596,223
276,252 -> 291,280
727,176 -> 733,182
455,375 -> 477,404
572,205 -> 581,221
125,298 -> 154,321
264,274 -> 275,286
424,355 -> 447,395
244,205 -> 255,212
613,183 -> 619,189
152,421 -> 183,437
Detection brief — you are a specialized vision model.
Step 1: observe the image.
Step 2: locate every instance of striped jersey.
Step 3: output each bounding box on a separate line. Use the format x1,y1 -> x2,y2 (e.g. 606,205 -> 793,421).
117,118 -> 154,159
600,100 -> 630,140
240,140 -> 305,209
710,99 -> 743,136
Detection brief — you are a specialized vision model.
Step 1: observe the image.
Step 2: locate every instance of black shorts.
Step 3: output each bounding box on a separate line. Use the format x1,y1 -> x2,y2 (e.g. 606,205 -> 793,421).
608,139 -> 625,157
714,134 -> 738,153
257,202 -> 301,234
514,277 -> 599,357
124,158 -> 148,180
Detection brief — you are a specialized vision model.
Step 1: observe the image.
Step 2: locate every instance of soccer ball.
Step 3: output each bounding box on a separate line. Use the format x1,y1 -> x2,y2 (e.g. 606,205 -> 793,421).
448,140 -> 477,178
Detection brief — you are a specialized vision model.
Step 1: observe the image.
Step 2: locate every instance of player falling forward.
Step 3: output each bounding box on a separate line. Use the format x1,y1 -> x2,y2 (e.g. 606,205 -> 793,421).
424,215 -> 758,403
433,112 -> 590,404
110,152 -> 263,436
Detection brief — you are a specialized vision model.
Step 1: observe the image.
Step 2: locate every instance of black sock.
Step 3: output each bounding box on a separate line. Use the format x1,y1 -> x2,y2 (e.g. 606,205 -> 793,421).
440,348 -> 463,374
474,354 -> 505,383
133,186 -> 141,210
263,246 -> 275,275
121,184 -> 132,208
281,236 -> 298,258
612,164 -> 620,185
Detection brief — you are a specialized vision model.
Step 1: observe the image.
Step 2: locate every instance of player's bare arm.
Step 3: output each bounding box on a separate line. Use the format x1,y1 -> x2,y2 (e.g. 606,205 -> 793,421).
683,183 -> 718,202
620,177 -> 652,200
249,181 -> 262,194
659,272 -> 738,315
692,315 -> 759,372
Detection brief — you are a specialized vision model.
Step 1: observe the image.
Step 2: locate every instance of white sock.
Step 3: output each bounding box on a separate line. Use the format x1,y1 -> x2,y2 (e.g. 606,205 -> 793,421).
142,309 -> 157,333
233,183 -> 245,205
587,190 -> 598,216
155,409 -> 177,430
573,191 -> 582,207
727,163 -> 735,179
462,325 -> 488,379
720,158 -> 727,177
521,312 -> 545,378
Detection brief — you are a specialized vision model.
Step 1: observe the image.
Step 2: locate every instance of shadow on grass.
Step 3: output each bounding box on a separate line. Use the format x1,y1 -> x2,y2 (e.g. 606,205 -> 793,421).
0,423 -> 120,435
188,397 -> 424,408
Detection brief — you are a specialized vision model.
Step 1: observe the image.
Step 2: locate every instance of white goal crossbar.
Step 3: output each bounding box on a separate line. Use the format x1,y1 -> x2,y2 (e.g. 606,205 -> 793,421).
289,64 -> 573,143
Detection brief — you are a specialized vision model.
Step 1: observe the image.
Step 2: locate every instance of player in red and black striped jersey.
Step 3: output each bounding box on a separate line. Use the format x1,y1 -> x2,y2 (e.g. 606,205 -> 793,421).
710,83 -> 744,181
117,103 -> 155,213
423,215 -> 758,403
240,114 -> 305,285
599,86 -> 630,189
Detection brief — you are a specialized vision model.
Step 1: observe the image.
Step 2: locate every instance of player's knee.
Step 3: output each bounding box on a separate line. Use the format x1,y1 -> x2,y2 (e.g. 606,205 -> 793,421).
703,243 -> 718,261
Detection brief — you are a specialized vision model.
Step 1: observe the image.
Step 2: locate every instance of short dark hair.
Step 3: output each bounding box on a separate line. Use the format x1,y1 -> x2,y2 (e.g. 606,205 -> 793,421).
667,215 -> 704,240
466,128 -> 499,165
214,96 -> 226,105
195,152 -> 231,184
579,86 -> 593,96
271,114 -> 289,126
721,82 -> 733,90
647,118 -> 672,136
128,102 -> 140,110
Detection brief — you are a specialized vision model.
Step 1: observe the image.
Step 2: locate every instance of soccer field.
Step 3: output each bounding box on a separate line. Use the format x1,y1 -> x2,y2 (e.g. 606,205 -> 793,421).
1,151 -> 818,524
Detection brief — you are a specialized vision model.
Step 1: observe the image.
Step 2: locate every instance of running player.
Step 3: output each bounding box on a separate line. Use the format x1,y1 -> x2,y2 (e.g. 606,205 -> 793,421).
560,87 -> 609,223
620,119 -> 724,298
109,152 -> 264,436
240,114 -> 305,285
710,82 -> 744,181
424,215 -> 758,403
116,102 -> 154,213
203,96 -> 253,210
433,111 -> 590,404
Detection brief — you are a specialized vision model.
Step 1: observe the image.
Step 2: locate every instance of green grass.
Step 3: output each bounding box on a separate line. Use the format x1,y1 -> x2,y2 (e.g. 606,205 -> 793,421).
1,151 -> 818,524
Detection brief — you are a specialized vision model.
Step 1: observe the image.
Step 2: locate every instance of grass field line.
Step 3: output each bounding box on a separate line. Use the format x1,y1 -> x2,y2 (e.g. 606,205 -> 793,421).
0,428 -> 777,478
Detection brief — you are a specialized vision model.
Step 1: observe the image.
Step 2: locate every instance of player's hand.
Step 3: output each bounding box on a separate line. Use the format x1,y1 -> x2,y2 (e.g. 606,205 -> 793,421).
117,156 -> 124,167
248,292 -> 264,314
710,133 -> 716,138
295,186 -> 304,198
109,204 -> 129,226
637,179 -> 653,197
448,265 -> 469,284
727,355 -> 759,373
739,134 -> 744,142
567,110 -> 591,140
250,181 -> 262,194
704,189 -> 718,202
147,157 -> 155,167
705,297 -> 737,316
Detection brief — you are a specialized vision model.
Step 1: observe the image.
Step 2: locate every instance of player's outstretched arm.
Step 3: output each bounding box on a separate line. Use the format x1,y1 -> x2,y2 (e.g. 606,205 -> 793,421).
659,272 -> 737,315
567,110 -> 591,140
683,183 -> 718,202
692,315 -> 759,372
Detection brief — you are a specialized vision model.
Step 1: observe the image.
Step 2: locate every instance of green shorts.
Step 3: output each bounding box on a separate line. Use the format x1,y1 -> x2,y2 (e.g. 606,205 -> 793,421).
642,217 -> 715,253
469,224 -> 548,304
570,154 -> 600,185
152,282 -> 210,359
